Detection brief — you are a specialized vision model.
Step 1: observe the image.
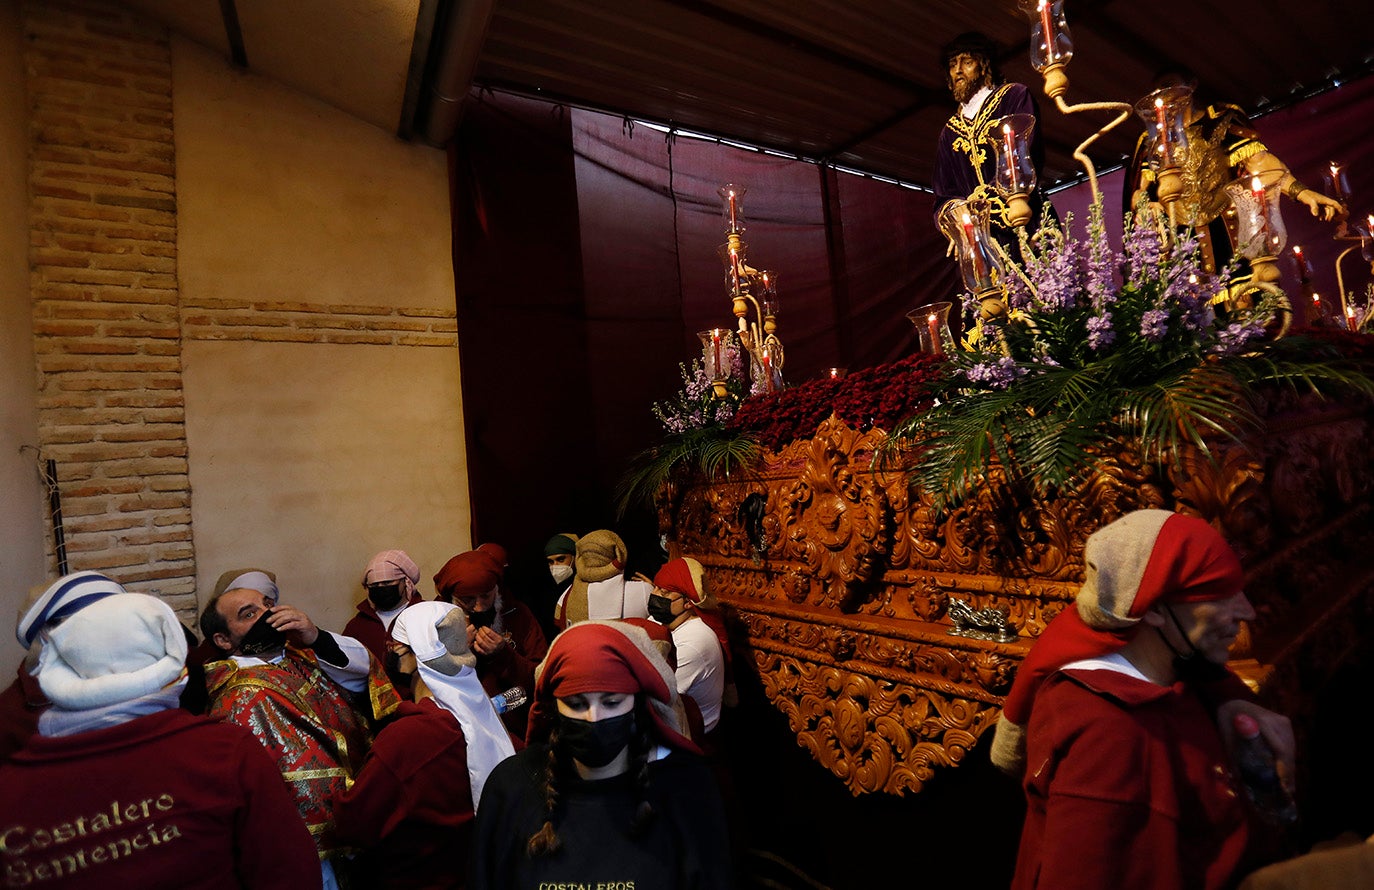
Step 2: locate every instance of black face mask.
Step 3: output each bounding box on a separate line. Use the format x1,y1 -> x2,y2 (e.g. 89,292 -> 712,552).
368,582 -> 404,612
1159,605 -> 1230,685
557,711 -> 636,768
238,609 -> 287,656
466,608 -> 495,630
647,593 -> 676,626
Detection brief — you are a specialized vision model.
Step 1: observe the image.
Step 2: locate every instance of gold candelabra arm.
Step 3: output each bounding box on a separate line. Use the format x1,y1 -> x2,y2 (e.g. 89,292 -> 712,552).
762,332 -> 785,371
1049,93 -> 1134,206
1334,243 -> 1363,328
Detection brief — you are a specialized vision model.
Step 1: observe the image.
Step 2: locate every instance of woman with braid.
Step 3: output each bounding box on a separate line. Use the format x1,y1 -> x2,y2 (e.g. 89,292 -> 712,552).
470,621 -> 732,889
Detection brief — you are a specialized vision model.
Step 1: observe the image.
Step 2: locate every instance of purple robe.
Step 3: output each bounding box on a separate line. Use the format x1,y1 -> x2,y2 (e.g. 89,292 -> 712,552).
933,82 -> 1053,244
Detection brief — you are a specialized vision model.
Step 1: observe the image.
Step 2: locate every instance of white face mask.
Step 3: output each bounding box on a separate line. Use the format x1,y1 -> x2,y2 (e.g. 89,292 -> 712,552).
549,564 -> 574,584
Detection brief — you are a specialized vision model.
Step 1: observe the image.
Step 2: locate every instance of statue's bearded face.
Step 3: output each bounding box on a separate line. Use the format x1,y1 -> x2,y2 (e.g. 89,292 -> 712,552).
947,53 -> 990,104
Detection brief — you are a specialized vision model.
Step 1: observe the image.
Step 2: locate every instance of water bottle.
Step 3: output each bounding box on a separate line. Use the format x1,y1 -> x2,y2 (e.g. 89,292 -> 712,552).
491,686 -> 528,714
1231,713 -> 1298,827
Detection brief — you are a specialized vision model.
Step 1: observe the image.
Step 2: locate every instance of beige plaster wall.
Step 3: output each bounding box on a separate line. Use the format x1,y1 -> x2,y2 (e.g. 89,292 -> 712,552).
0,0 -> 49,680
173,37 -> 454,311
181,341 -> 469,633
173,37 -> 469,635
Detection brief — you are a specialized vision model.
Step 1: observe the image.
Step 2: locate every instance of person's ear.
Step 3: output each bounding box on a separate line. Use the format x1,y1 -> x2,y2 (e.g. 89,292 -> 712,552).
213,631 -> 233,652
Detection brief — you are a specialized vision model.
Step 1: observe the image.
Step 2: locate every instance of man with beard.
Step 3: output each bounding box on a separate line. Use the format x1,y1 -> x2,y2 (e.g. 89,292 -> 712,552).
199,570 -> 401,889
433,549 -> 547,738
933,31 -> 1053,251
991,510 -> 1295,890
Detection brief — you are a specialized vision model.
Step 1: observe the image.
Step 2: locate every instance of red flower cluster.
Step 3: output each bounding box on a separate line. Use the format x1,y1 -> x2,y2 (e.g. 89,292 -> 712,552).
728,353 -> 950,452
1291,325 -> 1374,360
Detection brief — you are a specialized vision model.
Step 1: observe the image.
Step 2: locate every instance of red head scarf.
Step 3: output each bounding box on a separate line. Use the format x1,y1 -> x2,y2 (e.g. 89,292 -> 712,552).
527,622 -> 698,753
432,550 -> 502,602
1003,510 -> 1245,727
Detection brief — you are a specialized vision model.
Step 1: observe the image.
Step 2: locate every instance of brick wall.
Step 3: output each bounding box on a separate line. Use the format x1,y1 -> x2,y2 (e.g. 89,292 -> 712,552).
24,0 -> 196,615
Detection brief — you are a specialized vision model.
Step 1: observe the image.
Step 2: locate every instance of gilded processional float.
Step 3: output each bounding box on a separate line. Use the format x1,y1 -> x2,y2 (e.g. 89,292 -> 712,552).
623,1 -> 1374,796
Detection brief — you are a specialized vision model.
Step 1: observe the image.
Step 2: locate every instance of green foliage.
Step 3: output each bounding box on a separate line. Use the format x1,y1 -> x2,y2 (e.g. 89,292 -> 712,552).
885,204 -> 1374,513
614,426 -> 760,520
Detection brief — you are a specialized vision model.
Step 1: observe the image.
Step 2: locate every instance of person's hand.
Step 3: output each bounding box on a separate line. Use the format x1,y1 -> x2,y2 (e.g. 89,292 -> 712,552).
631,572 -> 654,585
266,604 -> 319,647
472,626 -> 506,656
1217,700 -> 1296,793
1299,189 -> 1345,222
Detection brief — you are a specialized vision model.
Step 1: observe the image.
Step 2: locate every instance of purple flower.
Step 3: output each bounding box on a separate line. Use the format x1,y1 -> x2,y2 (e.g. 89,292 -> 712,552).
1085,205 -> 1120,308
1210,322 -> 1265,356
962,356 -> 1028,390
1124,223 -> 1163,289
1140,308 -> 1171,341
1086,313 -> 1116,351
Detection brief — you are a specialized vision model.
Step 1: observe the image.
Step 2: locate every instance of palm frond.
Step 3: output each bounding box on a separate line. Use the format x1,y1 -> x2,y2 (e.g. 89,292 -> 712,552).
614,427 -> 760,519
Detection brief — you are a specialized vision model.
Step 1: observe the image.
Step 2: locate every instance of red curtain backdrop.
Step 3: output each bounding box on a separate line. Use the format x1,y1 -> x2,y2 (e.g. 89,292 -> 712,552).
451,75 -> 1374,565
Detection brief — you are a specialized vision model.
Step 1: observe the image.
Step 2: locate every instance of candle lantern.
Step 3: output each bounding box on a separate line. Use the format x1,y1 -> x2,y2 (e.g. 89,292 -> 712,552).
759,270 -> 780,334
906,301 -> 955,357
753,341 -> 783,394
992,113 -> 1039,227
1225,175 -> 1286,284
1292,245 -> 1312,280
697,328 -> 735,398
1134,86 -> 1193,206
717,242 -> 750,314
1025,0 -> 1073,98
718,183 -> 746,235
938,199 -> 1005,310
1324,162 -> 1352,204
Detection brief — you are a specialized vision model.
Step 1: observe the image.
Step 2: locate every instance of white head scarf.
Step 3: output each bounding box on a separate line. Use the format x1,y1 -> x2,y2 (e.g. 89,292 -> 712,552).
392,602 -> 515,809
17,571 -> 124,649
219,570 -> 279,604
36,593 -> 188,737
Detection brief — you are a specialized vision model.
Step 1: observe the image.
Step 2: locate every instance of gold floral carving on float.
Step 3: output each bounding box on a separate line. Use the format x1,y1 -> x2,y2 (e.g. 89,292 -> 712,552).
755,650 -> 1000,796
667,401 -> 1374,796
775,419 -> 889,609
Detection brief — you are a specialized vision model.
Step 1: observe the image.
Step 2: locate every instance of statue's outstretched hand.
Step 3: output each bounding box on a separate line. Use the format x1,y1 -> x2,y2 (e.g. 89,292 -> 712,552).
1300,189 -> 1345,222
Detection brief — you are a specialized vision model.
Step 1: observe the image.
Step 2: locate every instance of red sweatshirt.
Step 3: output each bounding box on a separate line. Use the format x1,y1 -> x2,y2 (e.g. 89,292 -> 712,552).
0,708 -> 317,889
333,699 -> 476,889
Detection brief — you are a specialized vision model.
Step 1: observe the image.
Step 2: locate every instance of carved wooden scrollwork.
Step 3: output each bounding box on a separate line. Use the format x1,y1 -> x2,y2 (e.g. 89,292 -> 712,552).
755,650 -> 1000,795
670,399 -> 1374,796
775,418 -> 890,610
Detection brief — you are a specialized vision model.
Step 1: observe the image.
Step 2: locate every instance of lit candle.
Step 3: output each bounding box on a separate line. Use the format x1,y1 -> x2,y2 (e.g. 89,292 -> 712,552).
1293,245 -> 1311,278
1002,122 -> 1019,193
828,367 -> 841,379
961,212 -> 988,285
927,312 -> 943,356
728,190 -> 738,231
1251,175 -> 1268,242
1346,305 -> 1357,332
729,248 -> 742,293
712,329 -> 722,377
1038,0 -> 1055,58
1155,97 -> 1170,164
1329,162 -> 1351,201
1367,214 -> 1374,234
